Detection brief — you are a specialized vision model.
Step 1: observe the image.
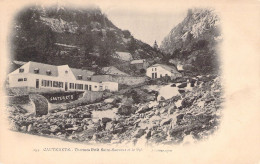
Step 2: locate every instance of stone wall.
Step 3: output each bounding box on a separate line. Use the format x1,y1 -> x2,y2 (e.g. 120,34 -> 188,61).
92,75 -> 147,86
49,91 -> 104,110
29,94 -> 48,116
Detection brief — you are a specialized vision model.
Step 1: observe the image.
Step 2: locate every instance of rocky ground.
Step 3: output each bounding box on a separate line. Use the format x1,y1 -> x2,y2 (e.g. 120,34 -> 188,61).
8,74 -> 223,146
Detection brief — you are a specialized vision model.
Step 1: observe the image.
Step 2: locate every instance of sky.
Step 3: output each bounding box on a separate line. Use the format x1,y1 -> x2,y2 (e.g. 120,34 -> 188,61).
103,6 -> 187,46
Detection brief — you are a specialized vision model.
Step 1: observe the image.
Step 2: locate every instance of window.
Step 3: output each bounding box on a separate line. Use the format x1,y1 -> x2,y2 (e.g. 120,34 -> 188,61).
34,68 -> 39,74
53,81 -> 59,87
77,75 -> 82,80
24,78 -> 27,81
87,76 -> 91,81
50,81 -> 52,87
18,78 -> 23,82
85,85 -> 88,90
65,70 -> 68,74
95,85 -> 97,88
155,68 -> 157,71
59,82 -> 63,88
89,85 -> 92,91
46,70 -> 51,75
165,74 -> 168,76
47,81 -> 50,87
70,83 -> 74,89
19,68 -> 24,73
152,68 -> 153,71
41,80 -> 47,87
75,84 -> 83,90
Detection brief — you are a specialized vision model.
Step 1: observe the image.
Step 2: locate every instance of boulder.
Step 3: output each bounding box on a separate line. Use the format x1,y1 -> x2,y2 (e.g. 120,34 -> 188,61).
118,105 -> 137,115
105,122 -> 114,131
104,98 -> 115,104
178,83 -> 187,88
181,97 -> 195,108
40,128 -> 51,135
176,114 -> 185,125
102,117 -> 112,124
112,127 -> 125,134
20,126 -> 27,132
136,105 -> 152,114
178,89 -> 185,94
146,130 -> 152,139
82,112 -> 92,118
168,106 -> 176,115
50,125 -> 60,133
160,118 -> 172,126
134,128 -> 146,138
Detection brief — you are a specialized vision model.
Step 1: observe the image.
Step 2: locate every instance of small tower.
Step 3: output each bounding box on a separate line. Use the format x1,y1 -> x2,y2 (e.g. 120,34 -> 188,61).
153,40 -> 158,50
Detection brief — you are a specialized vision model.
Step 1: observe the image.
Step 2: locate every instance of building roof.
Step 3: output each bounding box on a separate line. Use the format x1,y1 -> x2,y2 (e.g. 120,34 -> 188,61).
28,61 -> 59,77
130,59 -> 145,64
70,68 -> 95,81
101,66 -> 129,76
150,64 -> 180,73
20,61 -> 95,80
113,51 -> 133,61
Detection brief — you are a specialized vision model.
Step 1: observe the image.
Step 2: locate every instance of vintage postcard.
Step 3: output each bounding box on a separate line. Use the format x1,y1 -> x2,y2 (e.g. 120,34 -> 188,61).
0,0 -> 259,163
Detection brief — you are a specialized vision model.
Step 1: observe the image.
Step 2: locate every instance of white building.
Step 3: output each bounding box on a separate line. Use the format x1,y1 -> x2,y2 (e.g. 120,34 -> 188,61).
7,61 -> 118,94
146,64 -> 182,79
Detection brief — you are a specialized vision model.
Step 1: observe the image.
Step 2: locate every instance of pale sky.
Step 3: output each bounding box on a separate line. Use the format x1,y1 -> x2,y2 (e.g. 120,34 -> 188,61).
101,6 -> 187,46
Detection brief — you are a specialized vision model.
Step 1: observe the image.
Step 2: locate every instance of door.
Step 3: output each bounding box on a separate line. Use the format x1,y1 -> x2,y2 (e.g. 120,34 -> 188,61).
36,79 -> 39,89
85,85 -> 88,90
65,82 -> 68,91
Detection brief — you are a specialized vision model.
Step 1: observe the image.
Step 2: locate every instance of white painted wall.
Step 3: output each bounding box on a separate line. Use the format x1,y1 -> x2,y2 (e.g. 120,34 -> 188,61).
57,65 -> 76,81
101,82 -> 118,92
8,62 -> 119,92
146,66 -> 172,79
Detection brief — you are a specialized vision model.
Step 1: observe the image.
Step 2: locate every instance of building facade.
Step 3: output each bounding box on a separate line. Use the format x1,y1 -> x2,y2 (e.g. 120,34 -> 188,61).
7,61 -> 118,94
130,59 -> 149,70
146,64 -> 182,80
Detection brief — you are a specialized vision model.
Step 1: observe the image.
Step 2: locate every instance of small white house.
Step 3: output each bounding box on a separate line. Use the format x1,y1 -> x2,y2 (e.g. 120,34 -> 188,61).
146,64 -> 182,79
7,61 -> 118,94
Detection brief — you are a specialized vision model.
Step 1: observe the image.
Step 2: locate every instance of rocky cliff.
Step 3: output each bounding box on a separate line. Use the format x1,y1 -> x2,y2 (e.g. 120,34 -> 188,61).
160,8 -> 222,74
11,5 -> 162,70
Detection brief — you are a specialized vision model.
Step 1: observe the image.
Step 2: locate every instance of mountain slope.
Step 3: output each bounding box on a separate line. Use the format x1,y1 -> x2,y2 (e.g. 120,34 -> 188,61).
160,8 -> 221,74
11,5 -> 162,70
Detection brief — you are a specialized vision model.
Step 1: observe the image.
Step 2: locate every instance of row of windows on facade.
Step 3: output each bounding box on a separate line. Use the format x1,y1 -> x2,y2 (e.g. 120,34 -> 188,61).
19,68 -> 89,80
151,68 -> 157,71
41,80 -> 98,90
17,78 -> 98,90
151,73 -> 168,78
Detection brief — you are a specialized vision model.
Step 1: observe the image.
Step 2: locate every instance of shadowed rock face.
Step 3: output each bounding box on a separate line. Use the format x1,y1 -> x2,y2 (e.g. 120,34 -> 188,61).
160,8 -> 221,74
11,5 -> 163,71
29,94 -> 48,116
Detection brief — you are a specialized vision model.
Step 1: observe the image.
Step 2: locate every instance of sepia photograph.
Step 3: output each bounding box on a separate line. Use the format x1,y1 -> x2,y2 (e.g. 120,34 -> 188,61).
0,0 -> 259,163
